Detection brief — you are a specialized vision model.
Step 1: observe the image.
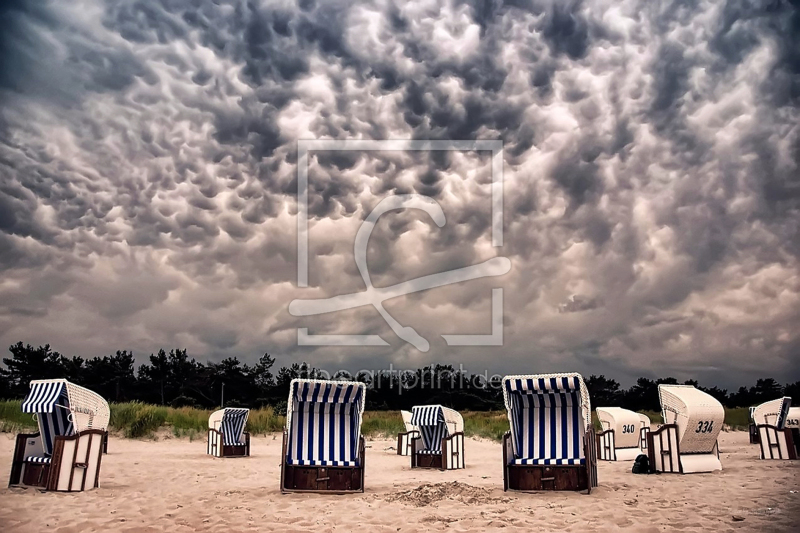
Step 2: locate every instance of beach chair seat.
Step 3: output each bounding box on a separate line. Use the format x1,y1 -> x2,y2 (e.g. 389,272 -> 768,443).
408,405 -> 465,470
280,379 -> 366,493
9,379 -> 109,492
24,456 -> 52,464
501,373 -> 598,493
596,407 -> 646,461
753,397 -> 796,460
648,385 -> 724,474
207,408 -> 250,458
396,410 -> 420,456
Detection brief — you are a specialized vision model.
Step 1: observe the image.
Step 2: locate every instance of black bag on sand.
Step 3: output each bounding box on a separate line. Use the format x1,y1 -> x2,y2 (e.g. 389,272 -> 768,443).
632,454 -> 650,474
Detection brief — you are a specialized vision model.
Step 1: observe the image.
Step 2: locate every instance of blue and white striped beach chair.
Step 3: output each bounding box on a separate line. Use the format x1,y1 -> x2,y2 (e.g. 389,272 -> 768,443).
501,373 -> 598,492
408,405 -> 465,470
207,408 -> 250,458
753,397 -> 796,460
9,379 -> 109,492
280,379 -> 366,493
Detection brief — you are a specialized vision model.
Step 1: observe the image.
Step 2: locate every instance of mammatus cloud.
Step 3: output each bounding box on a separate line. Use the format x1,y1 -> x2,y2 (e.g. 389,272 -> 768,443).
0,0 -> 797,387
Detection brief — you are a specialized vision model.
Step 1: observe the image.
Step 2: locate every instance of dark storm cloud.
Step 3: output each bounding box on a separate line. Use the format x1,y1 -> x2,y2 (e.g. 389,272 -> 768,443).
0,0 -> 798,386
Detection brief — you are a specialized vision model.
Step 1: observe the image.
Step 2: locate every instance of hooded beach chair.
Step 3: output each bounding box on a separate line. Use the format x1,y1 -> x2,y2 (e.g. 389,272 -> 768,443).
207,408 -> 250,458
501,373 -> 598,492
9,379 -> 110,492
396,410 -> 420,456
638,412 -> 651,451
748,406 -> 760,444
596,407 -> 646,461
280,379 -> 366,493
408,405 -> 465,470
648,385 -> 724,473
753,397 -> 796,460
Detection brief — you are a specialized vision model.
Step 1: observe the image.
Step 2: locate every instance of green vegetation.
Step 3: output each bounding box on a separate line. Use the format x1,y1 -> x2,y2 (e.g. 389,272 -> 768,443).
0,401 -> 753,440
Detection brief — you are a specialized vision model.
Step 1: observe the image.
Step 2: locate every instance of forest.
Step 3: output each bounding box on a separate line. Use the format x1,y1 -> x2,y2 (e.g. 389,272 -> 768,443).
1,342 -> 797,414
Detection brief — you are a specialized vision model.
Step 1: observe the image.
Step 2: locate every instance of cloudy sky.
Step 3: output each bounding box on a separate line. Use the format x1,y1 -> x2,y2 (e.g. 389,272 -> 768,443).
0,0 -> 798,388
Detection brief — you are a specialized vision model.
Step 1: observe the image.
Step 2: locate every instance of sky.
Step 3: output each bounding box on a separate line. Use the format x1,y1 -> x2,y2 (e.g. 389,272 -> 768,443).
0,0 -> 798,389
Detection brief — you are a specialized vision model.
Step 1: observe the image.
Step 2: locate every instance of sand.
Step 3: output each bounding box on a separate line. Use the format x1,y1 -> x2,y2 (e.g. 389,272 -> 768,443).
0,430 -> 798,532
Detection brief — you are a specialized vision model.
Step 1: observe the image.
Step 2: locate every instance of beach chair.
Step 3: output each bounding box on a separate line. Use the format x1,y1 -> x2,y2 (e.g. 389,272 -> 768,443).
280,379 -> 366,493
753,397 -> 796,460
9,379 -> 110,492
748,406 -> 760,444
648,385 -> 723,474
502,373 -> 598,492
786,407 -> 800,458
207,408 -> 250,458
596,407 -> 645,461
408,405 -> 465,470
396,410 -> 420,456
638,413 -> 651,451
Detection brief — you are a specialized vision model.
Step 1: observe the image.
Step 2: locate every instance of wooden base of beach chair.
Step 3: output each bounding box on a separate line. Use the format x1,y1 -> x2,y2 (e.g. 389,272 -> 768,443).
8,429 -> 106,492
280,431 -> 365,493
207,429 -> 250,458
502,430 -> 598,493
648,424 -> 722,473
397,430 -> 419,456
757,424 -> 797,460
410,432 -> 465,470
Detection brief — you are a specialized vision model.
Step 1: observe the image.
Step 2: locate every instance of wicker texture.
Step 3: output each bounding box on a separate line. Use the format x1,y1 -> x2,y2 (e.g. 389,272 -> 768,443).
658,385 -> 723,454
29,379 -> 110,432
752,397 -> 792,429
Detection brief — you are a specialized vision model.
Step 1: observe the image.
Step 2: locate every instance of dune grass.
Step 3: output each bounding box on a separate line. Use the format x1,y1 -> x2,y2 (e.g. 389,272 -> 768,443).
0,400 -> 753,439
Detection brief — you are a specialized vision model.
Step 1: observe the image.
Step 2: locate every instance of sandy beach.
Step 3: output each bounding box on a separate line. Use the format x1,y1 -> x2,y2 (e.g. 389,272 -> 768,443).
0,430 -> 797,533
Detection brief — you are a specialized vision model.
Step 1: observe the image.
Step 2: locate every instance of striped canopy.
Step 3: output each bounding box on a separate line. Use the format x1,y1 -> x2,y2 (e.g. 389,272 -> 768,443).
221,408 -> 249,445
21,380 -> 73,455
22,381 -> 67,413
286,380 -> 365,467
502,373 -> 590,465
411,405 -> 448,453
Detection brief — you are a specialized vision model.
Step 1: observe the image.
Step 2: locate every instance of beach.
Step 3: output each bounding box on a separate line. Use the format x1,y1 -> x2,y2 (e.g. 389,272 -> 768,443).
0,430 -> 798,532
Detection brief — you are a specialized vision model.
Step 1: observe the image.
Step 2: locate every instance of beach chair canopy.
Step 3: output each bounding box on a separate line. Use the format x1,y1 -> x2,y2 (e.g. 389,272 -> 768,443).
502,373 -> 591,466
658,385 -> 724,454
401,410 -> 417,433
285,379 -> 366,467
21,379 -> 109,456
752,397 -> 792,430
596,407 -> 641,449
209,408 -> 250,445
410,405 -> 463,454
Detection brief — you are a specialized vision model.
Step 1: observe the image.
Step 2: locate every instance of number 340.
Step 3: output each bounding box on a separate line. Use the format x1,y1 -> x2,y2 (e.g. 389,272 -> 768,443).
695,420 -> 714,433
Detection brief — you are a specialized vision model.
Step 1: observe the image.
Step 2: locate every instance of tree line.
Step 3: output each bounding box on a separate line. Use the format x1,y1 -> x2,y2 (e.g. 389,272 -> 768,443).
1,342 -> 797,413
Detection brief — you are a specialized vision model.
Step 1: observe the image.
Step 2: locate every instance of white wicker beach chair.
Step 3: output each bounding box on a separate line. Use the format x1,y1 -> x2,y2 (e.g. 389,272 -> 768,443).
596,407 -> 645,461
207,408 -> 250,458
638,412 -> 651,451
752,397 -> 796,460
408,405 -> 465,470
9,379 -> 110,492
501,373 -> 598,492
280,379 -> 366,493
648,385 -> 724,473
396,410 -> 420,456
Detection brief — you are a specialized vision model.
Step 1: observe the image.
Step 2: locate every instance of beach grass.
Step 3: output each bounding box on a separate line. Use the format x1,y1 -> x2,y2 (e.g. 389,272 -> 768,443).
0,400 -> 753,439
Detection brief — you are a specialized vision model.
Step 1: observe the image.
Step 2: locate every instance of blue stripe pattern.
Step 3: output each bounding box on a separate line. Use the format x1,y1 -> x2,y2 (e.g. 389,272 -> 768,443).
504,376 -> 585,462
411,405 -> 449,453
221,408 -> 249,445
21,382 -> 73,455
287,381 -> 364,466
21,382 -> 66,413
